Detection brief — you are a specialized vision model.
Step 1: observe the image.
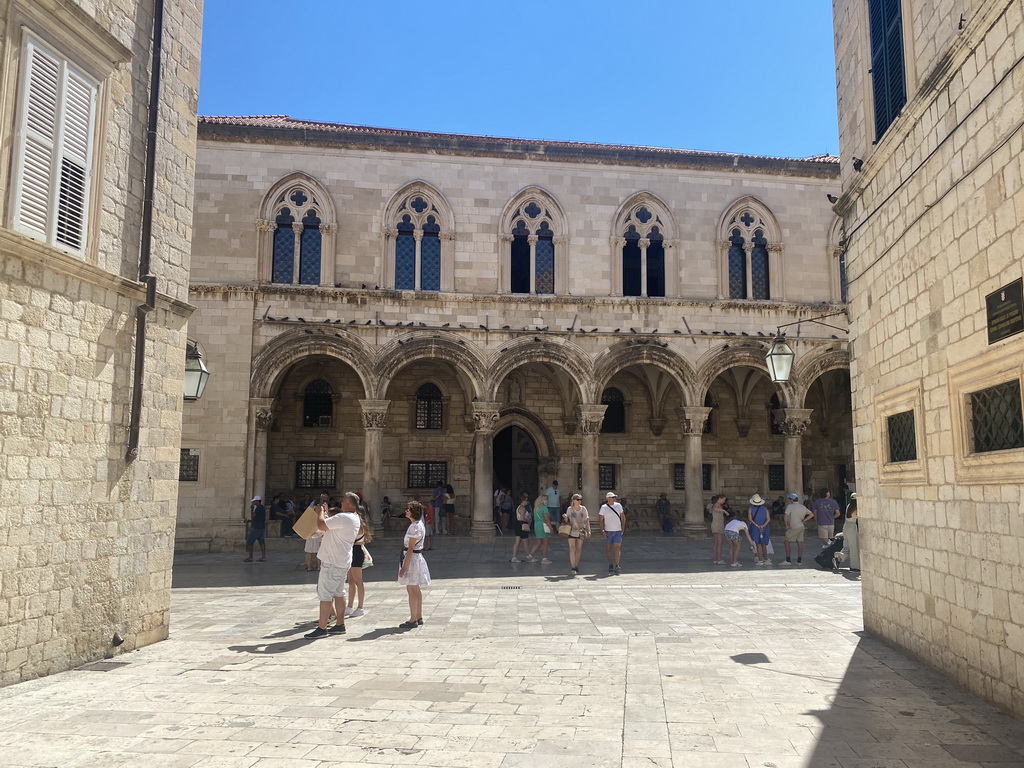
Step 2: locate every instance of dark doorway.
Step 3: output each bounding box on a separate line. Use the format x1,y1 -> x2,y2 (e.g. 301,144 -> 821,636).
493,425 -> 539,506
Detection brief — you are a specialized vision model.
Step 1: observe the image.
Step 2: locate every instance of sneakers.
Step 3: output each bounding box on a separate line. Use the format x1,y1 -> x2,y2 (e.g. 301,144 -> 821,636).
304,627 -> 329,639
797,558 -> 802,564
526,554 -> 534,562
327,623 -> 346,635
608,564 -> 614,573
713,560 -> 725,565
541,558 -> 552,564
346,608 -> 364,618
781,560 -> 792,566
614,565 -> 621,575
572,567 -> 579,575
730,562 -> 741,567
510,558 -> 521,563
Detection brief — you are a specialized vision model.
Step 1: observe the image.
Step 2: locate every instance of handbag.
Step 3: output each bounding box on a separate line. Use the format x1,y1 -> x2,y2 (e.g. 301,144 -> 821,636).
557,524 -> 571,539
361,545 -> 374,568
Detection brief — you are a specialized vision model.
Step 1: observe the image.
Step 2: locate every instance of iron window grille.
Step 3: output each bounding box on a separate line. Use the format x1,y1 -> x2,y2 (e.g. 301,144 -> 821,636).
969,380 -> 1024,454
296,461 -> 336,489
673,464 -> 714,491
886,410 -> 917,462
768,464 -> 785,491
415,383 -> 443,429
178,449 -> 199,481
599,463 -> 617,490
407,461 -> 447,489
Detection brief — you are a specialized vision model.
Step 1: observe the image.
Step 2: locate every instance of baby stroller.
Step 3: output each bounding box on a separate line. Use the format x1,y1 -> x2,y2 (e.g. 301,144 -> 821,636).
814,532 -> 845,570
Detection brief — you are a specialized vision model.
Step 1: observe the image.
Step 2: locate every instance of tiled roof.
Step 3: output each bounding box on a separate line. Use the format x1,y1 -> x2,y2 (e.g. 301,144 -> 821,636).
198,115 -> 840,167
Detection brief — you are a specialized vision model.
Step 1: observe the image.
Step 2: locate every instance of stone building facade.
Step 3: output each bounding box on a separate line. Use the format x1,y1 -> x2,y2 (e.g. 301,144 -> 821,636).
0,0 -> 202,683
833,0 -> 1024,716
179,116 -> 852,549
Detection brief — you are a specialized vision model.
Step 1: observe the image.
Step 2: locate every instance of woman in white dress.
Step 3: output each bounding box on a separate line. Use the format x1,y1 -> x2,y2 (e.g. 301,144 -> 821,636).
399,500 -> 431,628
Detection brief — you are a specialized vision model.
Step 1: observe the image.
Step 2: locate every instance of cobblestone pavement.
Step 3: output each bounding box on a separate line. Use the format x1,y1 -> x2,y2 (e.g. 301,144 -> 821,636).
3,535 -> 1024,768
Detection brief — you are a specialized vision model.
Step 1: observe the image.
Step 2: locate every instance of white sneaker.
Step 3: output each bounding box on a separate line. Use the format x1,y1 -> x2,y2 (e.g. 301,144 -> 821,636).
526,555 -> 534,561
541,558 -> 552,564
510,558 -> 520,563
346,608 -> 364,618
730,562 -> 741,567
714,560 -> 725,565
780,560 -> 792,566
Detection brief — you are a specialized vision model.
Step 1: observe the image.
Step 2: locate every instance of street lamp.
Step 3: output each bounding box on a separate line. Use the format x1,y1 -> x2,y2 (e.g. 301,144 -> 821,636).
183,341 -> 210,400
764,311 -> 849,383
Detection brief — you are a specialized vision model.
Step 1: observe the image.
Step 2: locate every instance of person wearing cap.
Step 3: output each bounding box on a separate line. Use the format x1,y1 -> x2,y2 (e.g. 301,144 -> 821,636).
747,494 -> 772,565
782,492 -> 813,565
244,495 -> 267,562
599,491 -> 626,575
812,488 -> 841,545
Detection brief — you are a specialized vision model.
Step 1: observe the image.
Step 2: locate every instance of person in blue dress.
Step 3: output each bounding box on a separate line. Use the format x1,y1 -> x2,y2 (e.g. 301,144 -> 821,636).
747,494 -> 772,565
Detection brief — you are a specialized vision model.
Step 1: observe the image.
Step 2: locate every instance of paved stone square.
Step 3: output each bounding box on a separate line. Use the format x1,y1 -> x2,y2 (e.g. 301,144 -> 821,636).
2,536 -> 1023,767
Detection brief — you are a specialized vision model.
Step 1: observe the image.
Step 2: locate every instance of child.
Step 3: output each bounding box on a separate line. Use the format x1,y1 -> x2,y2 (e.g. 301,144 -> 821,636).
380,496 -> 392,530
304,527 -> 322,571
723,518 -> 756,567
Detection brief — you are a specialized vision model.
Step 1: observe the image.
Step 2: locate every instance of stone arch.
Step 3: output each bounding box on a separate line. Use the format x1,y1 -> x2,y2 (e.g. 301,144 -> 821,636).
493,408 -> 558,459
613,191 -> 678,239
374,333 -> 487,401
498,185 -> 569,295
249,329 -> 375,399
484,336 -> 592,403
592,342 -> 697,405
717,195 -> 781,243
260,171 -> 337,223
382,181 -> 456,291
790,347 -> 851,407
695,344 -> 794,406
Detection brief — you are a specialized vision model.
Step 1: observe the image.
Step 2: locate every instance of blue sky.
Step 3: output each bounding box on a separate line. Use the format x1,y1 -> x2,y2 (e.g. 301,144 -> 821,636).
198,1 -> 839,159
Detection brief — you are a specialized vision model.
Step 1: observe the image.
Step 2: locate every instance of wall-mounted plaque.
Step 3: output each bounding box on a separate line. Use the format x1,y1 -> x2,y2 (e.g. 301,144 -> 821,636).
986,278 -> 1024,344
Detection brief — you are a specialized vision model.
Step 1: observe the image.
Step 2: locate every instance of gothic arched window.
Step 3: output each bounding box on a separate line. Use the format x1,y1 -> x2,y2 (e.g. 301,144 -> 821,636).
415,382 -> 443,430
270,186 -> 325,285
303,379 -> 334,428
619,204 -> 667,298
507,197 -> 559,295
720,200 -> 781,300
601,388 -> 626,434
393,195 -> 443,291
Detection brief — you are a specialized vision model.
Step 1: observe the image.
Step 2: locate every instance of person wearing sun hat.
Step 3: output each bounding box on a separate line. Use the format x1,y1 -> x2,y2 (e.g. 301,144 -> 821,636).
747,494 -> 772,565
599,491 -> 626,575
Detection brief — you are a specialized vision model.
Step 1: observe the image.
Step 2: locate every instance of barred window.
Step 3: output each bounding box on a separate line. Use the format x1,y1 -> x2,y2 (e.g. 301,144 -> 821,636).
969,380 -> 1024,454
303,379 -> 333,427
296,461 -> 336,489
887,410 -> 917,462
415,383 -> 443,429
179,449 -> 199,481
673,463 -> 713,491
599,463 -> 617,490
407,461 -> 447,489
768,464 -> 785,491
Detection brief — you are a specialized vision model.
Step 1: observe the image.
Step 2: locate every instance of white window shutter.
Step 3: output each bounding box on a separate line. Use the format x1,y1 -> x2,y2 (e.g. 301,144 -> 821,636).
55,70 -> 96,251
11,36 -> 97,255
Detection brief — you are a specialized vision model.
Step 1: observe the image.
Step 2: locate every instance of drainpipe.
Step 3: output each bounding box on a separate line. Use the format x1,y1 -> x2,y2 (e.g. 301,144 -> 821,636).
126,0 -> 165,461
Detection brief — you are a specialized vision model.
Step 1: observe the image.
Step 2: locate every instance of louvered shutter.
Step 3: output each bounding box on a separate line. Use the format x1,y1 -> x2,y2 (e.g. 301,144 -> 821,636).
11,36 -> 96,255
868,0 -> 906,140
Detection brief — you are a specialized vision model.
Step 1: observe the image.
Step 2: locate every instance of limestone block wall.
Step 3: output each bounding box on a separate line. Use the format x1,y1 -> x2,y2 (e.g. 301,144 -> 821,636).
833,0 -> 1024,717
0,0 -> 201,684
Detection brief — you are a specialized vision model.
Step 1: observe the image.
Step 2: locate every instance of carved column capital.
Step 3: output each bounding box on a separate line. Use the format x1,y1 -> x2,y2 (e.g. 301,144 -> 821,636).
358,399 -> 391,430
441,231 -> 457,241
610,236 -> 626,248
470,401 -> 502,434
255,218 -> 275,233
638,238 -> 651,249
775,408 -> 813,436
715,240 -> 730,250
291,222 -> 304,235
676,406 -> 712,436
321,223 -> 337,235
500,233 -> 514,243
383,227 -> 396,239
553,235 -> 570,246
413,231 -> 424,242
648,417 -> 667,437
767,243 -> 784,253
527,234 -> 539,246
576,404 -> 608,435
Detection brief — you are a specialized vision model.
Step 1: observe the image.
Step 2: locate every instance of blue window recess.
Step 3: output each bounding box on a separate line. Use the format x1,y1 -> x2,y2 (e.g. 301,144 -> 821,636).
728,229 -> 746,299
750,229 -> 770,300
647,227 -> 665,298
622,226 -> 642,297
299,211 -> 322,285
272,208 -> 295,284
868,0 -> 906,140
421,216 -> 441,291
510,221 -> 531,294
395,215 -> 416,290
393,199 -> 444,291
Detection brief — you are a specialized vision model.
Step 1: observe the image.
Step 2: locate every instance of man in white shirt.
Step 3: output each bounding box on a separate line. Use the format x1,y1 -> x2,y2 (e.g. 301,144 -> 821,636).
599,491 -> 626,574
782,492 -> 814,566
305,492 -> 361,638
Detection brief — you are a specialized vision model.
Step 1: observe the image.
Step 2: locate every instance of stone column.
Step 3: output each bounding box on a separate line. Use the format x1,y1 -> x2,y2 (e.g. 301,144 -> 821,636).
528,234 -> 538,294
248,398 -> 275,509
576,404 -> 607,519
639,238 -> 650,297
290,222 -> 303,283
470,402 -> 502,539
413,231 -> 423,291
678,406 -> 713,536
777,408 -> 813,497
743,242 -> 754,298
359,399 -> 390,526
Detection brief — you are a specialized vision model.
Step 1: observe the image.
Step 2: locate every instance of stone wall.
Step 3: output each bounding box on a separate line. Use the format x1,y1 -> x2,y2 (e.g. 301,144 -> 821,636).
833,0 -> 1024,717
0,0 -> 202,684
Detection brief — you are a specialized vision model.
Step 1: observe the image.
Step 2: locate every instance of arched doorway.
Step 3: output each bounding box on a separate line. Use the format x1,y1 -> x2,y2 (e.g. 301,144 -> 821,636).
493,425 -> 538,504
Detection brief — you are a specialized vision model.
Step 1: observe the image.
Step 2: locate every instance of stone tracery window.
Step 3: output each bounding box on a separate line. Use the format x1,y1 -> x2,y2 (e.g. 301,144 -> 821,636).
508,199 -> 557,294
415,382 -> 443,430
719,199 -> 782,300
620,205 -> 666,298
393,194 -> 443,291
601,388 -> 626,434
303,379 -> 334,428
271,186 -> 323,285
